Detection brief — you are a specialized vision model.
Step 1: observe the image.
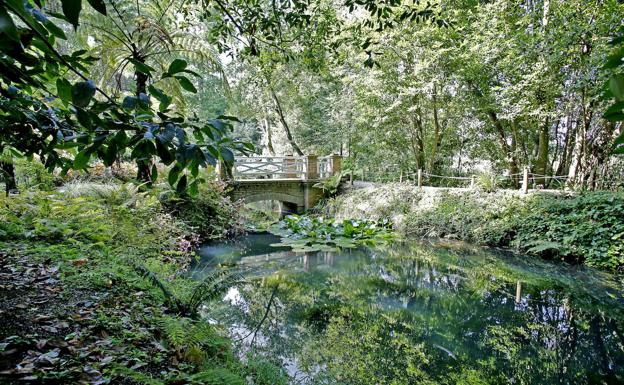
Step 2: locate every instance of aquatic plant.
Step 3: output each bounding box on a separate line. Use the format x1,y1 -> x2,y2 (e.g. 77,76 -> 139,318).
268,214 -> 394,252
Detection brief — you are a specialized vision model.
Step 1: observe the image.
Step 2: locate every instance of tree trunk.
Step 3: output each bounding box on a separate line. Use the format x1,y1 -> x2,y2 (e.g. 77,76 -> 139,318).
535,117 -> 549,186
1,160 -> 17,196
270,88 -> 304,156
568,92 -> 594,188
487,110 -> 519,178
263,113 -> 275,156
557,114 -> 576,176
428,82 -> 442,173
135,60 -> 152,185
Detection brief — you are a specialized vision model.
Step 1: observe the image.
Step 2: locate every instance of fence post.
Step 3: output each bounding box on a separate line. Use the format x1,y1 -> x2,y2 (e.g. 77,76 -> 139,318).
470,175 -> 475,189
522,167 -> 529,194
305,155 -> 318,180
400,170 -> 403,183
417,169 -> 422,188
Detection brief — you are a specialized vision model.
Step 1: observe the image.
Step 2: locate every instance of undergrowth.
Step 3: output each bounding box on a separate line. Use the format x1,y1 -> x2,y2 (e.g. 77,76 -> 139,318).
326,186 -> 624,270
0,182 -> 284,384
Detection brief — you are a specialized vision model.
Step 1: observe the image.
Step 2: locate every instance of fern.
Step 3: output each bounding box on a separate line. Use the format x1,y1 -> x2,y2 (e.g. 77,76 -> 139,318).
76,0 -> 225,115
133,262 -> 184,313
185,269 -> 245,315
188,368 -> 245,385
158,316 -> 230,365
134,261 -> 244,317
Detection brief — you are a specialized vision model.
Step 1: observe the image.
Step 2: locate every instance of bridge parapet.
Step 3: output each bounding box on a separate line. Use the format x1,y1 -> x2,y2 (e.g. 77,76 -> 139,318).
218,154 -> 341,181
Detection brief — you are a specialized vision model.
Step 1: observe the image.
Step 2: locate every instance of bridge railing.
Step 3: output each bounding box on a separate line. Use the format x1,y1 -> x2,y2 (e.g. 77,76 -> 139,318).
232,156 -> 306,180
221,154 -> 341,181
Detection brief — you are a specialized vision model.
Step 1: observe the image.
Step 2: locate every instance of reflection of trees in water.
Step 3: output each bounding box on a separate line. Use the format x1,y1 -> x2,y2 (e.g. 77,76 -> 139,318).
208,241 -> 624,384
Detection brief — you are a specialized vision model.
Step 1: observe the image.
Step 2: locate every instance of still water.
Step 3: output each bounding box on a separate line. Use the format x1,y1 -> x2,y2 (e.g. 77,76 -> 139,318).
192,233 -> 624,385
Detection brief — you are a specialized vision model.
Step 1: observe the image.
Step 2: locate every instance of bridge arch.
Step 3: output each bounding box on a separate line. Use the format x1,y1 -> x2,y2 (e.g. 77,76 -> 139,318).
241,192 -> 304,207
226,180 -> 325,216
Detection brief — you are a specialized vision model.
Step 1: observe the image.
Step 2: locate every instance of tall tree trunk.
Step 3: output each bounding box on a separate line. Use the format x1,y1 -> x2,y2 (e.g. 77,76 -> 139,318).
411,102 -> 425,171
134,60 -> 152,185
535,117 -> 550,186
263,112 -> 275,156
428,82 -> 442,173
555,115 -> 571,176
1,160 -> 17,196
270,88 -> 303,156
510,120 -> 521,188
487,110 -> 519,178
568,92 -> 594,188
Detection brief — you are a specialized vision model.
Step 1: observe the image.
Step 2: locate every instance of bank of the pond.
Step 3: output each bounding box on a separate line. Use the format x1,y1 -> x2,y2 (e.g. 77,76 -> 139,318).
323,183 -> 624,270
0,183 -> 283,384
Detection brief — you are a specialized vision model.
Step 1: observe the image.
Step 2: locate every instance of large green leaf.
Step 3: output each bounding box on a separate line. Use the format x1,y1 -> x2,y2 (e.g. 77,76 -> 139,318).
71,80 -> 95,108
56,78 -> 72,103
129,58 -> 156,75
175,76 -> 197,93
61,0 -> 82,28
610,75 -> 624,101
86,0 -> 106,15
168,59 -> 188,75
148,85 -> 171,111
176,174 -> 188,194
168,163 -> 182,185
73,148 -> 91,169
0,6 -> 19,41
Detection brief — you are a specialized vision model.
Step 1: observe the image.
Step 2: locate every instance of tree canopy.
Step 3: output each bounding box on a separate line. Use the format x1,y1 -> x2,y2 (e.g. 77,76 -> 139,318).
0,0 -> 623,193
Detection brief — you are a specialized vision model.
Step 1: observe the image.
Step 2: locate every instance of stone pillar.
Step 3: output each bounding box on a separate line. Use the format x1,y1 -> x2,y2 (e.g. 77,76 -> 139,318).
283,155 -> 297,178
305,155 -> 318,180
330,154 -> 342,176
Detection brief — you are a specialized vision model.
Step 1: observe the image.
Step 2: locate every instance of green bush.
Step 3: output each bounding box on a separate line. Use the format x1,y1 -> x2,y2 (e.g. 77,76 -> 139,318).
403,191 -> 624,270
159,181 -> 245,240
14,158 -> 56,190
514,192 -> 624,269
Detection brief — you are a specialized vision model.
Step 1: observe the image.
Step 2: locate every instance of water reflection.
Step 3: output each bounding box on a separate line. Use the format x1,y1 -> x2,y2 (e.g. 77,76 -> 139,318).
192,234 -> 624,385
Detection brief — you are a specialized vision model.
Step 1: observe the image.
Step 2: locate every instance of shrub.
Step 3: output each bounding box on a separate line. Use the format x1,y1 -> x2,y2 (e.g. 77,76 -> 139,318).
14,158 -> 56,190
328,185 -> 624,270
159,181 -> 245,240
514,192 -> 624,269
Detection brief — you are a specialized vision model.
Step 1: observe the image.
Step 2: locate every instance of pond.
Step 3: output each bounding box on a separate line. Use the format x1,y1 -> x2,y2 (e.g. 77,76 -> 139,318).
192,233 -> 624,385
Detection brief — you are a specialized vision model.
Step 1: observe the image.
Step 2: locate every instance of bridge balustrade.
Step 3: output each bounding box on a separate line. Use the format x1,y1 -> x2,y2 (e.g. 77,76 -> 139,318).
218,155 -> 341,181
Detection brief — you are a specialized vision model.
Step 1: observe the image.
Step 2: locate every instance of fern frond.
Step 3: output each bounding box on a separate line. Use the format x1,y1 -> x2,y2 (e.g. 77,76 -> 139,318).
133,262 -> 184,313
186,268 -> 245,315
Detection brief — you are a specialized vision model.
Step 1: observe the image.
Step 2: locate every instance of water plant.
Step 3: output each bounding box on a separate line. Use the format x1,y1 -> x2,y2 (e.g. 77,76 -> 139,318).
268,214 -> 394,252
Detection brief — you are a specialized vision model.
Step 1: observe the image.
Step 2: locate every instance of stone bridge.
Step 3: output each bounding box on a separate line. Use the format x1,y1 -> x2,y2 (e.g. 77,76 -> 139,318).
218,155 -> 341,215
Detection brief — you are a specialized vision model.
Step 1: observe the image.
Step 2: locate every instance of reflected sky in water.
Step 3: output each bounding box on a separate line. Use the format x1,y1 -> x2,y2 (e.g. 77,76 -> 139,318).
192,234 -> 624,385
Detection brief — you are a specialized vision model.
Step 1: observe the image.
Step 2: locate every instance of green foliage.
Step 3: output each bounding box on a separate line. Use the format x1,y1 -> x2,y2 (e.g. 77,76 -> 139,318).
269,214 -> 394,252
14,158 -> 56,190
0,0 -> 252,194
513,193 -> 624,269
402,191 -> 624,269
159,316 -> 232,365
605,26 -> 624,154
159,181 -> 245,239
0,182 -> 261,382
474,173 -> 499,193
313,171 -> 343,197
